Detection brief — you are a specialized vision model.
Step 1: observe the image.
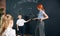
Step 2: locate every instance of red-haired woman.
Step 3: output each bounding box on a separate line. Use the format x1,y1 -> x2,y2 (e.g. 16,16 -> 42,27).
33,3 -> 49,36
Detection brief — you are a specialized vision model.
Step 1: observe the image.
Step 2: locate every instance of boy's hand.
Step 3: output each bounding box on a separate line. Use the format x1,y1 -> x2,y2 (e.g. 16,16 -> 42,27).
17,25 -> 18,28
29,19 -> 31,20
17,25 -> 19,30
32,18 -> 36,20
17,27 -> 19,30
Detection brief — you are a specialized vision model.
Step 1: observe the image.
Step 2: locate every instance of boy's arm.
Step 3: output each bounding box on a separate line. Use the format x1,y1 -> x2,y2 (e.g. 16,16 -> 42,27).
24,19 -> 31,23
32,18 -> 39,20
16,24 -> 18,29
16,20 -> 18,29
27,19 -> 31,22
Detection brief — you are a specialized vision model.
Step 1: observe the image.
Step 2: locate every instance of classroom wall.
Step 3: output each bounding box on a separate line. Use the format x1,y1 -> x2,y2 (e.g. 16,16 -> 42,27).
6,0 -> 60,36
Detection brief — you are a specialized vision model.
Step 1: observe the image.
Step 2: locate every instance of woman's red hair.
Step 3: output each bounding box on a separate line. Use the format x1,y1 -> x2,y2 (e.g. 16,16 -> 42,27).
37,3 -> 44,10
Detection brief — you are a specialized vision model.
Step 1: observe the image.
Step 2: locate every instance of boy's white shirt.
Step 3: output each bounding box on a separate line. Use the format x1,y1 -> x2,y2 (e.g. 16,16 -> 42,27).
16,19 -> 27,26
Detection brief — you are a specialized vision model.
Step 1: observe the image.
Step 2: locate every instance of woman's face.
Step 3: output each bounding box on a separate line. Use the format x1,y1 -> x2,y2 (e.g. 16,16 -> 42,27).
37,7 -> 40,10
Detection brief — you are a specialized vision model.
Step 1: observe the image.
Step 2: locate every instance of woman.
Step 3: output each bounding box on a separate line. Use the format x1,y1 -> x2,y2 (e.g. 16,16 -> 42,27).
0,14 -> 16,36
33,3 -> 49,36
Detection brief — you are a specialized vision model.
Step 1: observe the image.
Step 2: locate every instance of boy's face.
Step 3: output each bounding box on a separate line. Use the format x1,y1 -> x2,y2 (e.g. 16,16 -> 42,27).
18,15 -> 22,19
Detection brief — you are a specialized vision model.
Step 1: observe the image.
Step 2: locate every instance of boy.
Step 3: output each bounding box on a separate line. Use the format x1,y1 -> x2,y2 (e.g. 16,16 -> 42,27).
16,15 -> 31,36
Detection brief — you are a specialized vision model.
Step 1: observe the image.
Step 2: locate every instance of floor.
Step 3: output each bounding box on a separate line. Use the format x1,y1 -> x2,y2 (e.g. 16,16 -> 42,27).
17,34 -> 33,36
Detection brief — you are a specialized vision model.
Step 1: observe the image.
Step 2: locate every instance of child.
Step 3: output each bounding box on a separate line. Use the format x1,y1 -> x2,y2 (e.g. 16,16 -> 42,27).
1,14 -> 16,36
16,15 -> 31,36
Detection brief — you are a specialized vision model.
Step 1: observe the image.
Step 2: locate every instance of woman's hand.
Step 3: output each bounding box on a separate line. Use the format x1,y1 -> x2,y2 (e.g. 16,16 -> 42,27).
40,18 -> 44,22
40,18 -> 45,22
